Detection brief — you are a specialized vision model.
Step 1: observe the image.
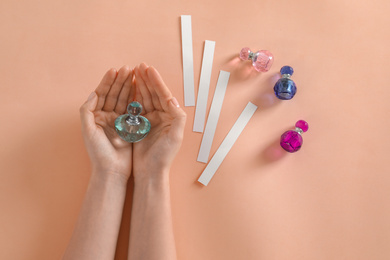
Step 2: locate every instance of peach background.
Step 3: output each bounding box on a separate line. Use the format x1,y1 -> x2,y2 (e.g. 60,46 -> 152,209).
1,0 -> 390,259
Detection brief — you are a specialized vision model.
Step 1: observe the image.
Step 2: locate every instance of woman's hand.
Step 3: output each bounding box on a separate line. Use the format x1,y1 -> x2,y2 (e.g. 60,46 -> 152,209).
79,66 -> 135,181
128,63 -> 182,259
132,63 -> 186,182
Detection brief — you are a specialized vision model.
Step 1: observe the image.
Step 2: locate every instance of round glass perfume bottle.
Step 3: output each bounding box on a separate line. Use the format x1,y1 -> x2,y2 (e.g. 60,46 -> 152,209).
239,47 -> 274,72
274,66 -> 297,100
280,120 -> 309,153
115,101 -> 151,143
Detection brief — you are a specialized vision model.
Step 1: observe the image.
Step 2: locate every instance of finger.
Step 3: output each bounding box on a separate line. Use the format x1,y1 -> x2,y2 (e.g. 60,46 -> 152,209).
114,69 -> 134,114
167,97 -> 187,142
139,63 -> 163,111
127,73 -> 136,104
103,65 -> 131,112
95,68 -> 117,111
80,92 -> 98,135
146,66 -> 173,112
134,65 -> 154,113
132,77 -> 145,115
146,66 -> 186,138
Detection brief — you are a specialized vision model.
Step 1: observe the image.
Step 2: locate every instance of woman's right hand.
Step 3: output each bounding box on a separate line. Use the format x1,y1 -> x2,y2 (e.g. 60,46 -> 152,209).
132,63 -> 186,182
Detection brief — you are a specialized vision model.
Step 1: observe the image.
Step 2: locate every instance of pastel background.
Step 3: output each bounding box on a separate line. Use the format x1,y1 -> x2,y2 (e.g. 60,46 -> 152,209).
1,0 -> 390,259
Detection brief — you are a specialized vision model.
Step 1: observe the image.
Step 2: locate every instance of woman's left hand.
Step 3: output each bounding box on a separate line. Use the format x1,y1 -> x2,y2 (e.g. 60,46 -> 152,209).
79,65 -> 135,181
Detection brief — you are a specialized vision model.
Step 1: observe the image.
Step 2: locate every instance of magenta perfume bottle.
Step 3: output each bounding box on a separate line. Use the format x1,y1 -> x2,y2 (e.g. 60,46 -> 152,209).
239,47 -> 274,72
280,120 -> 309,153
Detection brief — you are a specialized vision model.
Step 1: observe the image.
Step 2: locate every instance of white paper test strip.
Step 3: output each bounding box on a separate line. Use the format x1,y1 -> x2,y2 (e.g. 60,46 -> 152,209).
193,40 -> 216,132
197,70 -> 230,163
198,102 -> 258,186
180,15 -> 195,106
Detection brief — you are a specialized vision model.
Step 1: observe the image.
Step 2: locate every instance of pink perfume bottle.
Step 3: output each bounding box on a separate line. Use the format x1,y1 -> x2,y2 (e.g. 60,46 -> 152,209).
239,47 -> 274,72
280,120 -> 309,153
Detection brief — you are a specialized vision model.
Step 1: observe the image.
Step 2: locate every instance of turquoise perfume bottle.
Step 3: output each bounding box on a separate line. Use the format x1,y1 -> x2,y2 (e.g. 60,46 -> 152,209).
115,101 -> 151,142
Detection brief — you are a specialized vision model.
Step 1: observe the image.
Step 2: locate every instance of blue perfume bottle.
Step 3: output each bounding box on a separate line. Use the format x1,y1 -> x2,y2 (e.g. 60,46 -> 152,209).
273,66 -> 297,100
115,101 -> 151,143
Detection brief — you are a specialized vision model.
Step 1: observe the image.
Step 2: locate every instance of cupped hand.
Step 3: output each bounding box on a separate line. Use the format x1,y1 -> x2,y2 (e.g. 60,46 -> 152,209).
132,63 -> 186,181
79,66 -> 135,181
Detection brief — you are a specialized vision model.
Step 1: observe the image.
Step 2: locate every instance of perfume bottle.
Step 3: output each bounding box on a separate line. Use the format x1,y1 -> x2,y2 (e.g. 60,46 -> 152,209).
280,120 -> 309,153
239,47 -> 274,72
274,66 -> 297,100
115,101 -> 151,143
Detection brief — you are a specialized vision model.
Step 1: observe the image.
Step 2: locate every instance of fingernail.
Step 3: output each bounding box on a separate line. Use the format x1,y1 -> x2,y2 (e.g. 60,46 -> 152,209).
88,92 -> 96,101
170,97 -> 180,108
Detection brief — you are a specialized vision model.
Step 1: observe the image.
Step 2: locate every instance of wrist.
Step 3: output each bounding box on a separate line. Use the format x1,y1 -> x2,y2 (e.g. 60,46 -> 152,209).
91,169 -> 129,188
133,168 -> 170,188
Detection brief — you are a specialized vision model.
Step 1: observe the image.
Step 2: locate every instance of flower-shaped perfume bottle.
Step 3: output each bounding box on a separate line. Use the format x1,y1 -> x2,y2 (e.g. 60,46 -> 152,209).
239,47 -> 274,72
274,66 -> 297,100
280,120 -> 309,153
115,101 -> 151,143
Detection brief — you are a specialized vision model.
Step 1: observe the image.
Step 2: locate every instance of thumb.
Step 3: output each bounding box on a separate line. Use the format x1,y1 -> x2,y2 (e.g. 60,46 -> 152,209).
79,92 -> 98,134
167,97 -> 186,141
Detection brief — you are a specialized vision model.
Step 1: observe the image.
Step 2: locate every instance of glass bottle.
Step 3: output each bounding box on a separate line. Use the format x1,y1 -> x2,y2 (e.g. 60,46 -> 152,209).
115,101 -> 151,143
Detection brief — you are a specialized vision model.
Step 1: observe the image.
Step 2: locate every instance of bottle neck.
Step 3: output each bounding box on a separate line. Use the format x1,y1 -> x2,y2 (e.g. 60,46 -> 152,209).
248,51 -> 255,61
126,115 -> 140,125
295,127 -> 303,134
